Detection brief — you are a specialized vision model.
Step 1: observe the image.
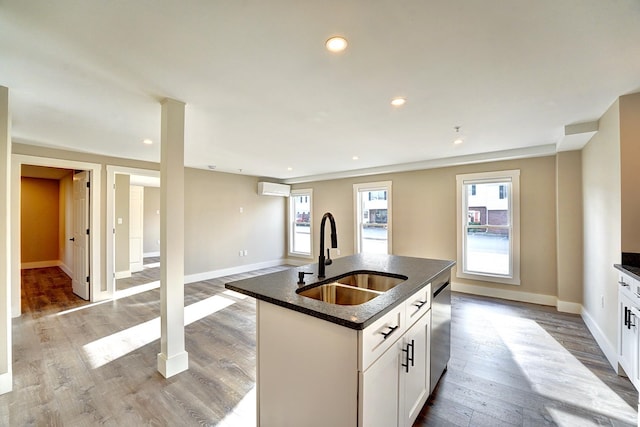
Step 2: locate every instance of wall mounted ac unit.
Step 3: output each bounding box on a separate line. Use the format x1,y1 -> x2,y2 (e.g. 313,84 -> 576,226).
258,182 -> 291,197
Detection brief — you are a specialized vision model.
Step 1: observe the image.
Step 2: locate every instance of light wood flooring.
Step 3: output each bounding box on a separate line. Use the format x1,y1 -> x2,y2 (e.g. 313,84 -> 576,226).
3,264 -> 637,426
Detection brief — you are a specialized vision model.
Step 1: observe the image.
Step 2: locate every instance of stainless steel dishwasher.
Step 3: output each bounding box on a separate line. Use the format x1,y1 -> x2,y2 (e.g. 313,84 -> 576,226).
430,276 -> 451,393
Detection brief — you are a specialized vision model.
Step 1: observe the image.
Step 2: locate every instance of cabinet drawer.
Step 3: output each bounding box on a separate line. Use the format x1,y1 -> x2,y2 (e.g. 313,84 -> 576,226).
360,304 -> 405,371
405,283 -> 431,328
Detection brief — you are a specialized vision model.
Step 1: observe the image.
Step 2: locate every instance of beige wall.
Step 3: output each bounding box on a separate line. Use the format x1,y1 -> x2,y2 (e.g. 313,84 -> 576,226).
293,155 -> 559,298
14,143 -> 160,292
582,99 -> 621,349
21,177 -> 59,263
114,174 -> 130,274
183,168 -> 286,275
556,151 -> 583,305
620,93 -> 640,253
143,186 -> 160,256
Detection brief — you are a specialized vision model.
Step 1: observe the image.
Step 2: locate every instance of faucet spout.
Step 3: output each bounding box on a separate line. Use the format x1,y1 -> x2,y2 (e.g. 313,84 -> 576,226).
318,212 -> 338,279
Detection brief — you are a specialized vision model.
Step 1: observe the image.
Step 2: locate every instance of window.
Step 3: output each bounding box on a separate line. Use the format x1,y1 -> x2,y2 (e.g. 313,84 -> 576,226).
289,189 -> 312,257
354,181 -> 392,254
456,170 -> 520,285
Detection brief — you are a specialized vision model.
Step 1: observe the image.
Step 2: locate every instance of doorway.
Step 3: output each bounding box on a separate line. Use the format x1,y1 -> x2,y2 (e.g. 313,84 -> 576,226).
11,155 -> 103,318
106,166 -> 160,294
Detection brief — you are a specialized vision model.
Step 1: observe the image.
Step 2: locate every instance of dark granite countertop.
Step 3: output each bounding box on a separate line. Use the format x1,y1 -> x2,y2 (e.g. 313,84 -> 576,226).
225,253 -> 455,330
615,264 -> 640,282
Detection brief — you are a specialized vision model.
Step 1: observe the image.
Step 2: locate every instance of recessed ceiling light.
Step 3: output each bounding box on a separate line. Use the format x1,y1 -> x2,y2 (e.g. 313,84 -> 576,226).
326,36 -> 348,53
352,156 -> 359,160
391,97 -> 406,107
142,139 -> 153,145
453,126 -> 464,144
287,167 -> 293,171
207,165 -> 217,170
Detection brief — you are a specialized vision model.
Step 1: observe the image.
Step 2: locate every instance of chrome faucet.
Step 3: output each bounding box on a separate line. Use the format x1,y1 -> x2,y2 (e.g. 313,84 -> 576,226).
318,212 -> 338,279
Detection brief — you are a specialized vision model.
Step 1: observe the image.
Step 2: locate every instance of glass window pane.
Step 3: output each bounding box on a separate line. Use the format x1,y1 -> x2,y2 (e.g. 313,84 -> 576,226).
291,193 -> 311,254
360,190 -> 388,254
465,228 -> 510,275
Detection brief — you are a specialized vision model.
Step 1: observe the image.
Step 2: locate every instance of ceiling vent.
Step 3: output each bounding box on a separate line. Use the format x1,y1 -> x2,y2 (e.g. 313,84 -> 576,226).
258,182 -> 291,197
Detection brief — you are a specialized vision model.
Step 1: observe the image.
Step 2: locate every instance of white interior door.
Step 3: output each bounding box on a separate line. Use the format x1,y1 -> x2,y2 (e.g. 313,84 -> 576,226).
129,185 -> 144,273
72,171 -> 90,300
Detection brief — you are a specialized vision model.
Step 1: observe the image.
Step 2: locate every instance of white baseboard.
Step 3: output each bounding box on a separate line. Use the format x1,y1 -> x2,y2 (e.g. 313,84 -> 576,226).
184,259 -> 289,284
581,307 -> 618,371
58,262 -> 72,278
115,270 -> 131,279
21,260 -> 60,269
451,281 -> 557,306
144,251 -> 160,258
556,300 -> 583,314
0,371 -> 12,395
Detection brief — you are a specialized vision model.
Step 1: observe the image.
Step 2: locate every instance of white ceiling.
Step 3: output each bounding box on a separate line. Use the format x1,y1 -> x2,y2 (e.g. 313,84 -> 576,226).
2,1 -> 639,181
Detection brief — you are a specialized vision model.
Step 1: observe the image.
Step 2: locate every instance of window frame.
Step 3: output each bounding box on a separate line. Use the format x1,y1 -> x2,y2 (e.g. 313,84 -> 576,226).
353,181 -> 393,254
456,170 -> 520,285
288,188 -> 313,258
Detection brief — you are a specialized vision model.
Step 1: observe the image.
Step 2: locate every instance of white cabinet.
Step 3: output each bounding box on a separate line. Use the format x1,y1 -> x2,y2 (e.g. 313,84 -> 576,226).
257,282 -> 433,427
360,338 -> 403,427
359,285 -> 431,427
400,308 -> 430,426
618,272 -> 640,390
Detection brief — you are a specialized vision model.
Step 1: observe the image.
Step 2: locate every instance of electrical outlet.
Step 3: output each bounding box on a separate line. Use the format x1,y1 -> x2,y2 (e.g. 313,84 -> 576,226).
243,249 -> 248,256
239,250 -> 243,257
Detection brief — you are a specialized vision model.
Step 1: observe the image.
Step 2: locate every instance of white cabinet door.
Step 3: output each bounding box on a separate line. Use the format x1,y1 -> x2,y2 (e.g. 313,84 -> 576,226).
620,293 -> 637,383
360,338 -> 402,427
401,309 -> 430,427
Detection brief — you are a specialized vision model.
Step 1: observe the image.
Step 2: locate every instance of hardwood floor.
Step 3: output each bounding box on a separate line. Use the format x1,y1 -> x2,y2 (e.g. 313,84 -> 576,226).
3,266 -> 637,426
416,294 -> 638,426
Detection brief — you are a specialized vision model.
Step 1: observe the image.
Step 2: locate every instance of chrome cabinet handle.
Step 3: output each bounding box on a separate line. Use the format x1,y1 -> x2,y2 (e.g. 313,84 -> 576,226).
619,280 -> 630,288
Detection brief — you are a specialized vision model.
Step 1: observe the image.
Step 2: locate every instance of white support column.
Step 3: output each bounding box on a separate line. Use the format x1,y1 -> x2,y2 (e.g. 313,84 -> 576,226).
0,86 -> 12,393
157,98 -> 189,377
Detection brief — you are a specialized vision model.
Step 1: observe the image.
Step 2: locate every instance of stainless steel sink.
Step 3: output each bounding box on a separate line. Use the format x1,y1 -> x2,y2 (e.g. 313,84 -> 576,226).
297,272 -> 407,305
335,273 -> 406,292
298,282 -> 382,305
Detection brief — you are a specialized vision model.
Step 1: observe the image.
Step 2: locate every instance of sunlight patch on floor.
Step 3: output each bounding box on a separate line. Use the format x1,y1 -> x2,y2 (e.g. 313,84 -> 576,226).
83,294 -> 236,369
487,312 -> 637,425
217,386 -> 256,427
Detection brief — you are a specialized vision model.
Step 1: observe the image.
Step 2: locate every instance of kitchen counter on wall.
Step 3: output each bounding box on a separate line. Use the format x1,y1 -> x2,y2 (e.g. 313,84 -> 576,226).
615,252 -> 640,281
225,253 -> 455,330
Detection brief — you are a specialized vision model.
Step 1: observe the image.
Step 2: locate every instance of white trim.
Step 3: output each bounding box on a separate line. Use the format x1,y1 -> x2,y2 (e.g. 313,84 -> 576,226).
456,169 -> 520,286
21,260 -> 60,269
581,307 -> 618,371
288,188 -> 313,259
115,270 -> 131,280
144,251 -> 160,257
282,144 -> 556,184
184,259 -> 288,284
0,372 -> 12,395
59,262 -> 72,277
556,300 -> 583,314
452,281 -> 556,306
353,181 -> 392,255
12,154 -> 102,316
106,165 -> 160,300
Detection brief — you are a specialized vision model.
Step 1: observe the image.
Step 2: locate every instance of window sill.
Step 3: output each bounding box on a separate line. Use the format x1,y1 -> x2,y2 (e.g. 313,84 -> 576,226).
456,270 -> 520,286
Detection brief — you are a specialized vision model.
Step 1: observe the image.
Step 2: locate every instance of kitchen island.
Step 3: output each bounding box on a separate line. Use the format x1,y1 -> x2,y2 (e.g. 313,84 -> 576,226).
226,253 -> 455,427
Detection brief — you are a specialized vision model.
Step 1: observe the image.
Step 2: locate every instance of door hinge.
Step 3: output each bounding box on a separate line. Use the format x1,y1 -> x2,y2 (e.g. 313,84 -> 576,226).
86,276 -> 90,283
86,229 -> 90,235
86,182 -> 90,188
